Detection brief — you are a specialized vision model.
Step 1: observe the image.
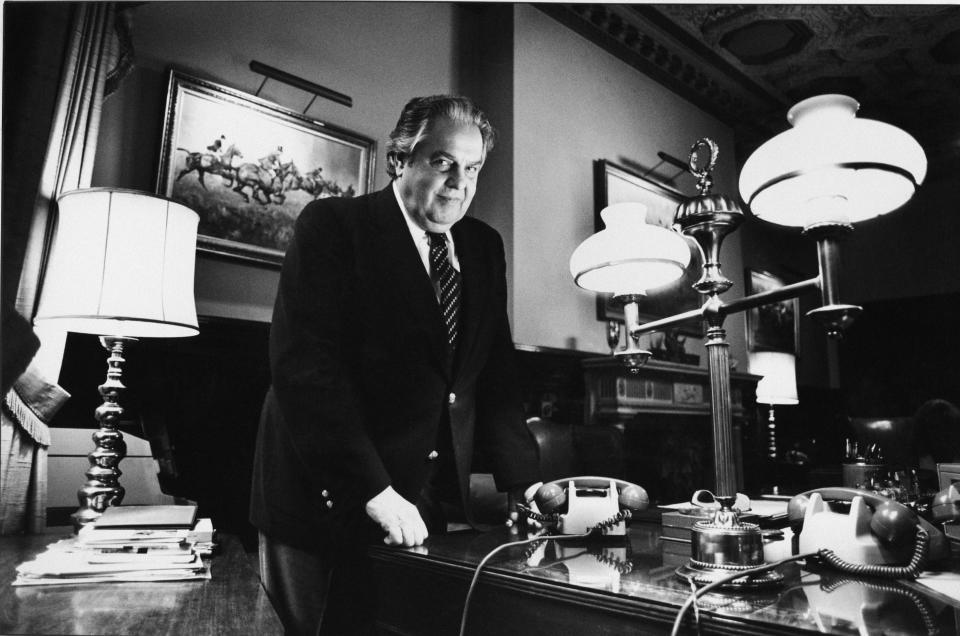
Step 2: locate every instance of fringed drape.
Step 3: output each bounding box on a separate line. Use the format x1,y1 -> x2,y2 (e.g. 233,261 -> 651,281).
1,2 -> 125,534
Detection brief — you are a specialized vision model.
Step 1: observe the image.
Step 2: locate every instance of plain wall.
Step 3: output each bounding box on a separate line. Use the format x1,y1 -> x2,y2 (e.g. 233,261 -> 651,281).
94,1 -> 460,322
511,6 -> 746,365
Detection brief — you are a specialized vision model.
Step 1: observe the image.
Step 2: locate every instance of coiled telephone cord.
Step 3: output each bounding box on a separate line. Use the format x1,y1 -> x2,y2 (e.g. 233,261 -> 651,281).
819,576 -> 939,635
592,547 -> 634,575
817,526 -> 929,579
515,504 -> 631,533
672,527 -> 934,635
514,502 -> 560,525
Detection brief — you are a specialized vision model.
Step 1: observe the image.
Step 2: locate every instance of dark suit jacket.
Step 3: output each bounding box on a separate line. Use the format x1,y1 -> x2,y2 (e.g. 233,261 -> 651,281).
249,185 -> 540,551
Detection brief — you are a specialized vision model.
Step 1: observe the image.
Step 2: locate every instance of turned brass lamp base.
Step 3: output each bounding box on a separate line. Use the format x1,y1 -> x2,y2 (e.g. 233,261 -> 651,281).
71,336 -> 133,530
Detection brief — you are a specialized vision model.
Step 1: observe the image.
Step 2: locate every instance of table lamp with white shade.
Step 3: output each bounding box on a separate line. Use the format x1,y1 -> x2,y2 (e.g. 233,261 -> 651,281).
749,351 -> 800,460
33,188 -> 199,528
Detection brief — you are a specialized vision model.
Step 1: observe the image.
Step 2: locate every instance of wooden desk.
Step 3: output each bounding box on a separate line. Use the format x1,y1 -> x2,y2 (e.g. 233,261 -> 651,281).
0,532 -> 282,635
371,523 -> 960,635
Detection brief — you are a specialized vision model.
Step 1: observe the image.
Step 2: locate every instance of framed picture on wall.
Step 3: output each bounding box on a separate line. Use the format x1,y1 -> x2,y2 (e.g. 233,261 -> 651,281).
156,69 -> 376,266
593,159 -> 703,336
744,269 -> 799,353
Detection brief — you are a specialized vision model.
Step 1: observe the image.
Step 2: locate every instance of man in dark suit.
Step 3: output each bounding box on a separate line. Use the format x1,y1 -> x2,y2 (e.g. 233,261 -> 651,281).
250,95 -> 540,635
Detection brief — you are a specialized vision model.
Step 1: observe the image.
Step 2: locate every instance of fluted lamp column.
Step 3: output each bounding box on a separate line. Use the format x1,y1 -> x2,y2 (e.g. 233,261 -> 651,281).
34,188 -> 199,529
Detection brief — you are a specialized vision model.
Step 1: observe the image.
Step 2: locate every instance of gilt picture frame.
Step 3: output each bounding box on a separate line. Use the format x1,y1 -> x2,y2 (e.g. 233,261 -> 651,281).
745,268 -> 800,354
157,70 -> 375,266
592,159 -> 703,336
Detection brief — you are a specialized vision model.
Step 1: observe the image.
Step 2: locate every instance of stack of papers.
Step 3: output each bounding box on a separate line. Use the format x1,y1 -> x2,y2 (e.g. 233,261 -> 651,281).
14,505 -> 216,586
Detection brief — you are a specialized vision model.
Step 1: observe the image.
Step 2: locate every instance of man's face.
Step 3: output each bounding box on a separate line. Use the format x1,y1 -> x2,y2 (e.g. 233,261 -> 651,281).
396,117 -> 485,232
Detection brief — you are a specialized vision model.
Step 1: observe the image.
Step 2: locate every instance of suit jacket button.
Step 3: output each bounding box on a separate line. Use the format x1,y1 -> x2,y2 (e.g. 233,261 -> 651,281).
427,450 -> 439,460
448,392 -> 456,404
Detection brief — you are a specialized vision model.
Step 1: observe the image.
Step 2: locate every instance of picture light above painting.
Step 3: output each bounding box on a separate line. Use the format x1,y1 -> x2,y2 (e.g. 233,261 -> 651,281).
156,70 -> 376,267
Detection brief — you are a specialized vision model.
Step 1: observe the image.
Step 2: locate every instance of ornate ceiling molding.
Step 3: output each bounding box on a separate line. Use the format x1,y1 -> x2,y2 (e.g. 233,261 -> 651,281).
535,3 -> 788,156
536,3 -> 960,174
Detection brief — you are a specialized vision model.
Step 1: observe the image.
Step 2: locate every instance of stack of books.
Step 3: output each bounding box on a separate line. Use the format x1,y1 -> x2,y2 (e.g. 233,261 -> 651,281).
659,510 -> 706,567
14,505 -> 215,586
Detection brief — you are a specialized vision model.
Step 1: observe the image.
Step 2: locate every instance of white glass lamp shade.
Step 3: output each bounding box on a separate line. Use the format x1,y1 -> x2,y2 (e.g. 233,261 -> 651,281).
739,94 -> 927,228
570,202 -> 690,295
749,351 -> 799,406
34,188 -> 200,338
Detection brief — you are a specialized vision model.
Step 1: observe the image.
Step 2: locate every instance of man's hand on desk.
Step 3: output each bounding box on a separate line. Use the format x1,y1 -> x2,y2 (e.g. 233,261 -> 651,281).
366,486 -> 429,547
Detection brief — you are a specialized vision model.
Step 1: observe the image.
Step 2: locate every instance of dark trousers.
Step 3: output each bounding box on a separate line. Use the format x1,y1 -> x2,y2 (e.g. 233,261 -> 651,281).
258,531 -> 374,636
258,480 -> 462,636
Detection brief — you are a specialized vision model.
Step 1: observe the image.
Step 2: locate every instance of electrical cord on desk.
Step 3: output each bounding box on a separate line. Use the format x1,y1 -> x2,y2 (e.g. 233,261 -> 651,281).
673,528 -> 934,635
514,502 -> 560,525
671,552 -> 817,636
457,532 -> 584,636
458,512 -> 631,636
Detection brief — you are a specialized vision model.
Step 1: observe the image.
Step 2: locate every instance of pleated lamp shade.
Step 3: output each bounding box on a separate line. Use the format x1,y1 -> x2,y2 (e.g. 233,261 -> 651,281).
34,188 -> 200,338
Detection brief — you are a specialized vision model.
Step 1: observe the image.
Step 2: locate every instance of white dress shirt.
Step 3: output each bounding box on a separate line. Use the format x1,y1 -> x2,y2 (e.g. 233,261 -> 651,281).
392,181 -> 461,282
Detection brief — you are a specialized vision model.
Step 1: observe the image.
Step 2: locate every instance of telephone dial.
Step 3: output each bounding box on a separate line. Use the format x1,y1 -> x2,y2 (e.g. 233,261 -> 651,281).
787,487 -> 952,577
520,476 -> 649,536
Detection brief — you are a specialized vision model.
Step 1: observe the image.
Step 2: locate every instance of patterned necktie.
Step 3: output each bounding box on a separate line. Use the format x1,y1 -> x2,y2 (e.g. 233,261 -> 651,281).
427,232 -> 461,351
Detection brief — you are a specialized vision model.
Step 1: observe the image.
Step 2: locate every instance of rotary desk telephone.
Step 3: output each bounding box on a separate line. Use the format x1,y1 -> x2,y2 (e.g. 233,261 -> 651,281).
459,477 -> 648,636
519,476 -> 650,536
786,487 -> 955,578
670,487 -> 960,636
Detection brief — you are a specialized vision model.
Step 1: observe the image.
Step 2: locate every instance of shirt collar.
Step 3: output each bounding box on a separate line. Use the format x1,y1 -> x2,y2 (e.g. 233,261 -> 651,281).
392,180 -> 452,247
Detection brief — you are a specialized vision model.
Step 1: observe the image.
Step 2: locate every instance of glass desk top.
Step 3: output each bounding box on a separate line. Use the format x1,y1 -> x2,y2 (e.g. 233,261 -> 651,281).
371,522 -> 960,635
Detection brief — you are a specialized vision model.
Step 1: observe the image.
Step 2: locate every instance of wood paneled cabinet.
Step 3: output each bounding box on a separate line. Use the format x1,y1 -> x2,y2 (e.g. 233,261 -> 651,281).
583,357 -> 760,425
579,356 -> 760,503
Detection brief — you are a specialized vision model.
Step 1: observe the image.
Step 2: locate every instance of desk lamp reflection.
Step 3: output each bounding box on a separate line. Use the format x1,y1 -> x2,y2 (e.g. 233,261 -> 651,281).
570,94 -> 926,499
34,188 -> 199,529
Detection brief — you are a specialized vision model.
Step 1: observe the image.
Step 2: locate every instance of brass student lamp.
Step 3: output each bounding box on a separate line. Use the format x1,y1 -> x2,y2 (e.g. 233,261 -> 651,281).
570,94 -> 927,498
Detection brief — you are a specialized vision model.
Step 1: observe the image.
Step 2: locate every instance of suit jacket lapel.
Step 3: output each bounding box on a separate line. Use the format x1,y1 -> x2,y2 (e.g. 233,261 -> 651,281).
370,187 -> 450,374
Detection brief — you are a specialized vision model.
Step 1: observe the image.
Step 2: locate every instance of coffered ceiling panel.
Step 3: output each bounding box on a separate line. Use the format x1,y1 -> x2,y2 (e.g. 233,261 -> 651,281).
538,3 -> 960,175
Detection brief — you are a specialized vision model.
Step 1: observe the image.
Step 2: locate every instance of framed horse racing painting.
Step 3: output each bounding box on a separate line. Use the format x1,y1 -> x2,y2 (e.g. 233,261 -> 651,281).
157,70 -> 375,266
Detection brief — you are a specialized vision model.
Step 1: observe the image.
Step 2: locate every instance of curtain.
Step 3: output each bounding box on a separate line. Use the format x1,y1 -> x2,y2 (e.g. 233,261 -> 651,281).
1,2 -> 126,534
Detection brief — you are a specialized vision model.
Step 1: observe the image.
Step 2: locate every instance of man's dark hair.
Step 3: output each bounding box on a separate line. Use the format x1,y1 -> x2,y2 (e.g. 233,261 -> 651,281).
386,95 -> 496,178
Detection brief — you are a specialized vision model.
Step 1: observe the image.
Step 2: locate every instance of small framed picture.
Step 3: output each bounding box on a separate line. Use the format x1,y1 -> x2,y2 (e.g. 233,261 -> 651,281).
745,269 -> 799,354
156,69 -> 376,266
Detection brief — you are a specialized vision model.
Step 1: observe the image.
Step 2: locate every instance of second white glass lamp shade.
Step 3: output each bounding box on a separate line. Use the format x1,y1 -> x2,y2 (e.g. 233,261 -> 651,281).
739,94 -> 927,228
570,202 -> 690,295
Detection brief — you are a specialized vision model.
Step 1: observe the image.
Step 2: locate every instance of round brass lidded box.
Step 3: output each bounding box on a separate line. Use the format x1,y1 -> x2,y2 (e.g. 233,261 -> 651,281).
678,490 -> 784,589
